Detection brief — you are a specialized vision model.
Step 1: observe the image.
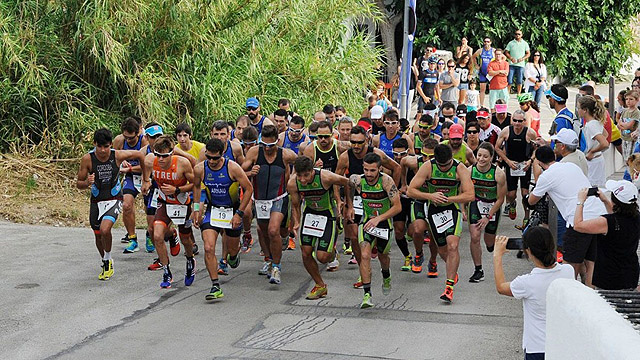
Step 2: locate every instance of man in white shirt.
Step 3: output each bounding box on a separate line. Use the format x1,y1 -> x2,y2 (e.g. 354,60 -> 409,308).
527,146 -> 606,287
552,128 -> 588,176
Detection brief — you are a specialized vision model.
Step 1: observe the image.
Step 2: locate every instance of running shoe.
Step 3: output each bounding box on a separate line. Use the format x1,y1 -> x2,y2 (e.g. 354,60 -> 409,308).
411,254 -> 424,273
287,233 -> 296,250
469,269 -> 485,283
371,247 -> 378,259
557,250 -> 564,263
270,267 -> 281,284
360,293 -> 373,309
98,262 -> 107,280
454,273 -> 459,285
515,218 -> 529,231
427,261 -> 438,278
160,271 -> 173,289
227,254 -> 240,269
327,254 -> 339,272
258,261 -> 271,275
205,285 -> 224,300
241,232 -> 253,253
343,240 -> 352,255
145,232 -> 155,253
306,284 -> 328,300
148,258 -> 162,271
353,276 -> 363,289
440,285 -> 454,302
281,236 -> 289,251
192,243 -> 199,255
508,202 -> 517,220
123,239 -> 139,253
348,254 -> 358,265
423,236 -> 431,244
169,229 -> 180,256
101,259 -> 114,280
121,234 -> 130,243
185,257 -> 196,286
218,259 -> 229,275
382,276 -> 392,296
401,255 -> 411,271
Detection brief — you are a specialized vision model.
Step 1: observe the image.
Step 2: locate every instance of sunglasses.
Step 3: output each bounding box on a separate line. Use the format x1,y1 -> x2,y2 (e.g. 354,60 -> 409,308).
124,134 -> 138,141
350,140 -> 366,145
418,124 -> 430,129
534,54 -> 541,57
421,151 -> 434,158
448,65 -> 455,68
392,150 -> 408,157
438,63 -> 445,66
512,119 -> 524,123
519,102 -> 527,106
309,135 -> 318,140
205,154 -> 222,161
467,130 -> 479,134
154,151 -> 173,158
246,106 -> 258,111
317,134 -> 332,139
288,127 -> 304,133
241,140 -> 256,146
260,140 -> 278,147
383,121 -> 398,126
443,114 -> 454,119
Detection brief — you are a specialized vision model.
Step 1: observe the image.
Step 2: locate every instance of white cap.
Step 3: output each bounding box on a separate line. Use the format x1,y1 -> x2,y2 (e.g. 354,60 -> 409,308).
550,128 -> 578,146
605,180 -> 638,204
370,105 -> 384,120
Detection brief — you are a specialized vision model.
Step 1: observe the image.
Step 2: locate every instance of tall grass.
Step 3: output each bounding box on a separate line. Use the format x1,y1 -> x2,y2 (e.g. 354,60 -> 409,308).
0,0 -> 382,156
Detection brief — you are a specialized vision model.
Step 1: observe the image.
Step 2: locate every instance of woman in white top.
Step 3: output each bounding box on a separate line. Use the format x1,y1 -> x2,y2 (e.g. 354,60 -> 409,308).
494,227 -> 575,360
524,50 -> 547,107
578,95 -> 609,187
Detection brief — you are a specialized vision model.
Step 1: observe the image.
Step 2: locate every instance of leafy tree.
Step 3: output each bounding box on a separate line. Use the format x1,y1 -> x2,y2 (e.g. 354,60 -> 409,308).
0,0 -> 381,156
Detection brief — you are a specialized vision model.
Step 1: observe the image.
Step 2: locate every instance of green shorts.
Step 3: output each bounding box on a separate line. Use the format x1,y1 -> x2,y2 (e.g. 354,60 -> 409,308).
410,200 -> 428,222
468,200 -> 500,235
358,223 -> 394,255
300,212 -> 337,253
426,203 -> 462,247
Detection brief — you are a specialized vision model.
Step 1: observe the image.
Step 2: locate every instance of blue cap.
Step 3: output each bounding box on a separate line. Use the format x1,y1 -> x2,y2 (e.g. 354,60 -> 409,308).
545,89 -> 564,102
246,97 -> 260,108
145,124 -> 163,137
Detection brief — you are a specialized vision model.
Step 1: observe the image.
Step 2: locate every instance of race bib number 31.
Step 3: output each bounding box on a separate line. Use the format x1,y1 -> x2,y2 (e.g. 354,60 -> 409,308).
166,204 -> 188,225
302,214 -> 328,238
432,210 -> 454,234
210,207 -> 233,229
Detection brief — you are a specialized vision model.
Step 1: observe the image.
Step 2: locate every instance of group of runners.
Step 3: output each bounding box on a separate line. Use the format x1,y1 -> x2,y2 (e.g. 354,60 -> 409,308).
77,97 -> 517,308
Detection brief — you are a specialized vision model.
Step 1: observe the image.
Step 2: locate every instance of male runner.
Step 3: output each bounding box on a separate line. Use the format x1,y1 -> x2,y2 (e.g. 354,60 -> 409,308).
246,97 -> 274,135
390,138 -> 415,271
242,125 -> 297,284
302,121 -> 350,172
441,123 -> 476,166
231,115 -> 249,143
337,117 -> 353,142
345,153 -> 402,308
278,115 -> 308,154
411,114 -> 440,153
408,144 -> 475,302
372,109 -> 414,158
273,109 -> 289,134
112,117 -> 150,253
465,142 -> 506,282
141,136 -> 196,289
192,138 -> 253,300
288,156 -> 349,299
76,128 -> 147,280
239,126 -> 260,253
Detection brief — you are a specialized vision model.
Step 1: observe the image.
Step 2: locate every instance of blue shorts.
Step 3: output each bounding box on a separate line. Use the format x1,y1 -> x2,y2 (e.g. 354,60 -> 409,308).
478,72 -> 489,83
508,65 -> 524,85
122,174 -> 141,197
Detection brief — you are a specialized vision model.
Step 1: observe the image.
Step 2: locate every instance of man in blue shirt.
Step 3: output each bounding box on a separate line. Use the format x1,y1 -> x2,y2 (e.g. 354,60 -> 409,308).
546,84 -> 586,152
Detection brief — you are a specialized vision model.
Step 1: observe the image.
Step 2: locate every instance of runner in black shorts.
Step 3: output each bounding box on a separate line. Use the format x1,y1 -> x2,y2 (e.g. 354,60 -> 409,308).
390,138 -> 413,270
465,143 -> 506,283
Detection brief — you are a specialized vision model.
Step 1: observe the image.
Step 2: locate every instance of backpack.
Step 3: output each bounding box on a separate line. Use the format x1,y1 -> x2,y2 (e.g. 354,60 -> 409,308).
555,113 -> 587,152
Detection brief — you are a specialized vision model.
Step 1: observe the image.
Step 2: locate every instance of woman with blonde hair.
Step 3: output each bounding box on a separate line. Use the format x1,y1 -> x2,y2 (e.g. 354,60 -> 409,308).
578,95 -> 609,187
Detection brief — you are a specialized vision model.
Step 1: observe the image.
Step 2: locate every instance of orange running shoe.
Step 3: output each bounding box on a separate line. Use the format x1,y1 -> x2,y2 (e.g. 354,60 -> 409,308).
287,236 -> 296,250
427,261 -> 438,277
440,285 -> 454,302
411,254 -> 424,273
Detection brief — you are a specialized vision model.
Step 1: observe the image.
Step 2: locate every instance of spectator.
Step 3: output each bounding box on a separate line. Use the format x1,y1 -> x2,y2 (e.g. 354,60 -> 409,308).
524,50 -> 547,106
416,56 -> 440,123
552,128 -> 588,176
527,146 -> 607,287
472,36 -> 495,107
416,45 -> 435,72
436,58 -> 446,75
505,29 -> 531,96
456,54 -> 473,106
632,76 -> 640,91
493,227 -> 575,360
441,121 -> 452,141
440,59 -> 460,104
466,79 -> 480,112
518,93 -> 541,136
361,94 -> 378,119
487,49 -> 509,110
573,180 -> 640,290
618,90 -> 640,159
577,95 -> 609,187
455,36 -> 473,60
370,105 -> 386,136
615,89 -> 627,123
396,58 -> 419,120
492,99 -> 512,130
476,107 -> 501,145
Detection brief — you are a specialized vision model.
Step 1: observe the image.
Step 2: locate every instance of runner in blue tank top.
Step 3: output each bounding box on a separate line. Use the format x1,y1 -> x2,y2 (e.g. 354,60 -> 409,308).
246,97 -> 274,136
372,109 -> 415,158
278,115 -> 307,154
473,37 -> 495,105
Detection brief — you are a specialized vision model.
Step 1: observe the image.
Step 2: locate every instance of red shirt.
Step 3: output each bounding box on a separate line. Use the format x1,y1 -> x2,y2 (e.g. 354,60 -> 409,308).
487,60 -> 508,90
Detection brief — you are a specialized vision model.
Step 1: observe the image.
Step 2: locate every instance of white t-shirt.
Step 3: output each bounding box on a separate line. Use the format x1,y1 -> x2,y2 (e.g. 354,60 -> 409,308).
466,90 -> 479,107
532,162 -> 606,226
583,119 -> 604,157
510,263 -> 575,353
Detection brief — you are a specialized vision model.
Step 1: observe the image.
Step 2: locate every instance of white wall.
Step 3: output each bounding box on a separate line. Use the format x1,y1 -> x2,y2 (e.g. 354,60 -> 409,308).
546,279 -> 640,359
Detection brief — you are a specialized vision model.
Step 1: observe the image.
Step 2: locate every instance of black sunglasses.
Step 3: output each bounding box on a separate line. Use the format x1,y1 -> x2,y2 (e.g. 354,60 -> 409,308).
512,119 -> 524,123
350,140 -> 366,145
124,134 -> 138,141
447,65 -> 455,68
205,154 -> 222,161
317,134 -> 332,139
246,106 -> 258,111
467,130 -> 479,134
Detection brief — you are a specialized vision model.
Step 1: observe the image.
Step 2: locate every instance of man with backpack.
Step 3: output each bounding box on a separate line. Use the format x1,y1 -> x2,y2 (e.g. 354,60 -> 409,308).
545,84 -> 586,152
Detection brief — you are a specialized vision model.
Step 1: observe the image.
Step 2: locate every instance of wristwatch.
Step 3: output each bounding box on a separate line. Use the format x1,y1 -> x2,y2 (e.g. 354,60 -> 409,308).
235,210 -> 245,217
576,202 -> 584,206
174,187 -> 181,196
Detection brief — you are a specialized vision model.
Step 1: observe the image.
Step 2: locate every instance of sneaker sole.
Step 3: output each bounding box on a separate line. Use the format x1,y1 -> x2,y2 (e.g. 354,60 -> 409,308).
469,277 -> 485,283
269,279 -> 280,284
427,273 -> 438,278
360,303 -> 373,309
306,293 -> 327,300
440,295 -> 452,302
123,248 -> 139,253
205,293 -> 224,300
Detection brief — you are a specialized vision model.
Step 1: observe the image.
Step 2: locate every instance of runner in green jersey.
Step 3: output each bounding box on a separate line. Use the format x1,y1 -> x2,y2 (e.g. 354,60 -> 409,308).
345,153 -> 401,309
408,144 -> 474,303
288,156 -> 349,300
465,143 -> 506,283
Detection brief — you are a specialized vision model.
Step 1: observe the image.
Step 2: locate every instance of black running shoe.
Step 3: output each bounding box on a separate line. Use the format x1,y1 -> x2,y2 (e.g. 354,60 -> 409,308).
469,269 -> 485,283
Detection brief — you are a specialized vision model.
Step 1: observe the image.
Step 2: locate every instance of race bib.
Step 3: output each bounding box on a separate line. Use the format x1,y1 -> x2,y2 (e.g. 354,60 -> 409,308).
510,162 -> 526,177
209,207 -> 234,229
97,199 -> 118,219
133,175 -> 142,192
432,210 -> 454,234
149,189 -> 160,209
353,196 -> 363,216
255,199 -> 273,220
166,204 -> 188,225
302,214 -> 328,238
477,200 -> 495,221
365,226 -> 389,240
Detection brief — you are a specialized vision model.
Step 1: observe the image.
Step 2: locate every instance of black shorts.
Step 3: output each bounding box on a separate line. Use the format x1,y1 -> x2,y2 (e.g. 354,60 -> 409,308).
426,203 -> 463,247
89,199 -> 122,231
144,187 -> 159,215
468,200 -> 500,235
562,226 -> 597,263
612,138 -> 623,146
506,167 -> 532,192
300,212 -> 337,253
393,196 -> 413,223
410,200 -> 428,222
154,201 -> 193,234
122,174 -> 141,197
200,204 -> 242,237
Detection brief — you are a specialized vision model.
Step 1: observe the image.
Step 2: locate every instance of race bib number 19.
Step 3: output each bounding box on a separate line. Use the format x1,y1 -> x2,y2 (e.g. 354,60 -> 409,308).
97,199 -> 118,219
365,227 -> 389,240
210,207 -> 233,229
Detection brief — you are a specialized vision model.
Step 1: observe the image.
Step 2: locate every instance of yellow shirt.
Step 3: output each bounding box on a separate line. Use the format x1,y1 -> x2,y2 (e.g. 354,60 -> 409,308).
178,140 -> 205,160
